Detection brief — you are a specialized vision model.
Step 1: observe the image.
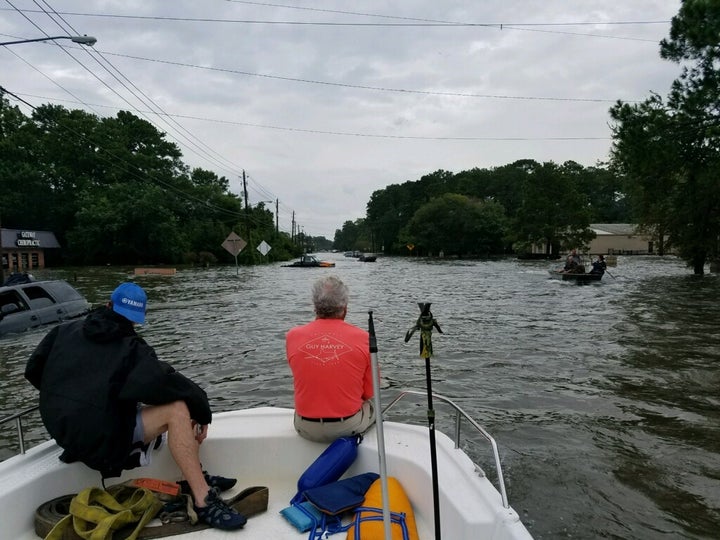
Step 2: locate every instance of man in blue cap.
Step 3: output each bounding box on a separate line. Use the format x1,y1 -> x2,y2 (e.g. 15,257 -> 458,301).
25,282 -> 247,531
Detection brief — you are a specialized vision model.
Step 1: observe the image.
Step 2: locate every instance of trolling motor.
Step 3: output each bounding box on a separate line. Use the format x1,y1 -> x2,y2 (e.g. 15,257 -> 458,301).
404,302 -> 443,540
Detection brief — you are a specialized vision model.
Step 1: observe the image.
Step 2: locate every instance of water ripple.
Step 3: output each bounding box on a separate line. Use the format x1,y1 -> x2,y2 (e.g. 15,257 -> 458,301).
1,255 -> 718,538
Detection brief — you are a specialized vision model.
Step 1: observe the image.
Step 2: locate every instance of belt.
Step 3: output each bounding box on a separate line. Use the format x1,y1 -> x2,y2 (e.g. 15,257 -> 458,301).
300,413 -> 356,423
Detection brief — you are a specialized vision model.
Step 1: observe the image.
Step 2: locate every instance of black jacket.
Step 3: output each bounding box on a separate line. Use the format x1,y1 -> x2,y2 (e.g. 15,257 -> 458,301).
25,306 -> 211,477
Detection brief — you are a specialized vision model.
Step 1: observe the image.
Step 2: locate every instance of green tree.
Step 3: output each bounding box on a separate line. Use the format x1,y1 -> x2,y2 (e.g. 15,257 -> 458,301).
365,184 -> 414,253
610,0 -> 720,273
562,161 -> 631,223
609,95 -> 679,255
183,167 -> 245,262
333,219 -> 371,252
13,104 -> 103,239
0,95 -> 46,229
404,193 -> 507,257
68,182 -> 189,264
509,161 -> 594,256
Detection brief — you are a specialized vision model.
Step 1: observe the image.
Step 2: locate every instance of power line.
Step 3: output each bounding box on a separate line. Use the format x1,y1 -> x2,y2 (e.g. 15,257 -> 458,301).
10,91 -> 611,141
0,6 -> 671,29
0,85 -> 248,223
0,6 -> 671,48
99,49 -> 629,104
4,2 -> 287,213
5,0 -> 257,188
27,0 -> 251,181
223,0 -> 670,28
2,83 -> 293,233
3,2 -> 300,213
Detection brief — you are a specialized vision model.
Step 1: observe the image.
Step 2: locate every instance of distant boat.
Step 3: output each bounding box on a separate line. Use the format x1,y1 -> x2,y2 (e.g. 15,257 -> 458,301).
283,255 -> 335,268
548,269 -> 602,282
358,253 -> 377,262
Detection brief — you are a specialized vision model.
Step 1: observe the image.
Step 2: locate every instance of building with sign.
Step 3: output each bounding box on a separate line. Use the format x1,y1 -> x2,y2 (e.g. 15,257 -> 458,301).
0,228 -> 61,272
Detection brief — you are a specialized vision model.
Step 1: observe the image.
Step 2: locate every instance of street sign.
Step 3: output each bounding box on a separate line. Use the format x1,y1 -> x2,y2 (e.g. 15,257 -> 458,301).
257,240 -> 272,256
222,232 -> 247,275
221,232 -> 246,256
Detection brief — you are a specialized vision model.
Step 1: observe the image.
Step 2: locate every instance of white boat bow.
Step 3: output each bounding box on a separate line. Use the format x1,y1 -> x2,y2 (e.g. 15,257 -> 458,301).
0,397 -> 532,539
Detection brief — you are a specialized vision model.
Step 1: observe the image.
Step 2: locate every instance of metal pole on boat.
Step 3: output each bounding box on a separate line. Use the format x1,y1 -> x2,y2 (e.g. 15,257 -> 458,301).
405,303 -> 443,540
368,311 -> 393,540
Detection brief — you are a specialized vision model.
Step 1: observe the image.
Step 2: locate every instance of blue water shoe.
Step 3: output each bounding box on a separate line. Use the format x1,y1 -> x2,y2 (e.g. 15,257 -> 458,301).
195,488 -> 247,530
179,470 -> 237,494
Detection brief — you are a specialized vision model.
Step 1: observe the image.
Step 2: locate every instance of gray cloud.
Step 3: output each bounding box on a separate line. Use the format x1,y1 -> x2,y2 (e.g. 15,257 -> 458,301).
1,0 -> 681,237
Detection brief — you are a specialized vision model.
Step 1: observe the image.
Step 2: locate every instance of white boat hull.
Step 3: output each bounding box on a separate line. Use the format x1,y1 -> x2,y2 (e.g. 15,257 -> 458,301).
0,407 -> 532,539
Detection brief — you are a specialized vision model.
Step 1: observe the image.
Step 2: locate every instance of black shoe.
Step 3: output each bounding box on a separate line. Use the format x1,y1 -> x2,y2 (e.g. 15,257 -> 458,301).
179,470 -> 237,494
194,487 -> 247,530
203,470 -> 237,492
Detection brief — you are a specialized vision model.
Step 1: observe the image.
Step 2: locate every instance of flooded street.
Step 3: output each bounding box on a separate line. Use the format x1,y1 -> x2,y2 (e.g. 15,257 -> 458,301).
1,254 -> 718,539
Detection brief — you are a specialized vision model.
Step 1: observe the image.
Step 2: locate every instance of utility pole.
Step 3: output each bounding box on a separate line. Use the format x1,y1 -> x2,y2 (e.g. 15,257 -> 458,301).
275,199 -> 279,235
242,170 -> 250,240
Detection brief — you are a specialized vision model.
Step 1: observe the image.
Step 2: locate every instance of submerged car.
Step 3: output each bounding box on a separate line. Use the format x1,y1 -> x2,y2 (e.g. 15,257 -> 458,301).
282,255 -> 335,267
0,279 -> 91,337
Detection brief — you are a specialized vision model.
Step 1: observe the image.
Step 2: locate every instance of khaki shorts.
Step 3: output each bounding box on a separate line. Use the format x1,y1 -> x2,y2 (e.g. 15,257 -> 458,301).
294,400 -> 376,443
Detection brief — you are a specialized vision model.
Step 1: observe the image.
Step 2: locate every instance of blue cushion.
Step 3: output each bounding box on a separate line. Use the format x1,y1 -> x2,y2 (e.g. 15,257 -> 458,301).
279,501 -> 324,532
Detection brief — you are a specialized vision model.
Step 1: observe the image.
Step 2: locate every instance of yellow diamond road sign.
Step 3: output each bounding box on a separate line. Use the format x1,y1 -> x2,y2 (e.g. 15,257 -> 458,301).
222,232 -> 246,256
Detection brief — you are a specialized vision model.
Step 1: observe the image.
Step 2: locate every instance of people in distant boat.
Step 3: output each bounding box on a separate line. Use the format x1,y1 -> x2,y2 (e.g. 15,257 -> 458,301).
590,255 -> 607,275
25,282 -> 247,531
286,275 -> 376,443
562,249 -> 585,273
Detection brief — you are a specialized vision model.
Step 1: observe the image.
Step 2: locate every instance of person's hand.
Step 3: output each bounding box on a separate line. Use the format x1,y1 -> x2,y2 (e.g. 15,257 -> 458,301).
191,420 -> 208,444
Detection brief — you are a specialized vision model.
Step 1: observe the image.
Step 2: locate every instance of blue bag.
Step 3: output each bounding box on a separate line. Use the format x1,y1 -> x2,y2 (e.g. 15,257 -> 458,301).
302,472 -> 379,515
282,473 -> 379,540
290,435 -> 361,505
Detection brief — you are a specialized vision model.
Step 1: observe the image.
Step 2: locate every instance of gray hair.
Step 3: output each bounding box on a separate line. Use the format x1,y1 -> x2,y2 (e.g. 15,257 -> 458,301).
312,276 -> 349,318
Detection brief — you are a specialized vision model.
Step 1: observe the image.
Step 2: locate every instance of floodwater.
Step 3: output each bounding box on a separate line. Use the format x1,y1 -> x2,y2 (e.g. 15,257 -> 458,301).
1,254 -> 718,539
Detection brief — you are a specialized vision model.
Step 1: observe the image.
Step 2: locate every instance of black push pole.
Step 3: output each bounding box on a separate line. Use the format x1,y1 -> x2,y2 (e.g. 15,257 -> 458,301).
405,302 -> 443,540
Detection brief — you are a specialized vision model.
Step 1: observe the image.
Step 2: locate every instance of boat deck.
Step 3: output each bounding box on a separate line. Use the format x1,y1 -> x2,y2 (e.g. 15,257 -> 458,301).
2,407 -> 530,539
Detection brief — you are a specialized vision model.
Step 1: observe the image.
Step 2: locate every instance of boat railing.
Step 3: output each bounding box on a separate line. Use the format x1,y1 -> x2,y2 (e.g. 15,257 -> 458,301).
4,394 -> 511,509
383,389 -> 510,509
0,405 -> 39,455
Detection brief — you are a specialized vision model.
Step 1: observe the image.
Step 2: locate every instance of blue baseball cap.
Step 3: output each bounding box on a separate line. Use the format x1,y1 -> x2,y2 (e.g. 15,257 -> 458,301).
111,283 -> 147,324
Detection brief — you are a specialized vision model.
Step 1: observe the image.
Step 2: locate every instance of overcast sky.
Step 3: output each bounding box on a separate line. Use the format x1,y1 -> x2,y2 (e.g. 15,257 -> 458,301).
1,1 -> 682,239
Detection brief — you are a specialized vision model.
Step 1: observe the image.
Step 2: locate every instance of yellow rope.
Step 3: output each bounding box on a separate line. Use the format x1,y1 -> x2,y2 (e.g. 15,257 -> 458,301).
45,486 -> 163,540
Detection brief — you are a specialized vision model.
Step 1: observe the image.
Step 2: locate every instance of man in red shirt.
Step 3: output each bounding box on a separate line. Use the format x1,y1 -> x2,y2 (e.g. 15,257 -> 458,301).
286,276 -> 376,442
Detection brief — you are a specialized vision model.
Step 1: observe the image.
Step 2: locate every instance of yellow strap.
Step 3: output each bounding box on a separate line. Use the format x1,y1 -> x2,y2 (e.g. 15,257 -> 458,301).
44,486 -> 163,540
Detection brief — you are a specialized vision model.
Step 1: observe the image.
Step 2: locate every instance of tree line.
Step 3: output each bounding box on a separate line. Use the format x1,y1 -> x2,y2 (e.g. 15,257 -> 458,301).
336,1 -> 720,274
2,2 -> 717,273
333,161 -> 625,258
0,99 -> 302,266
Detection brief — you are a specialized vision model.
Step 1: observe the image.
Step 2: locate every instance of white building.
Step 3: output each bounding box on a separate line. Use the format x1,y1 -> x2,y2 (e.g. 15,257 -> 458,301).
587,223 -> 657,255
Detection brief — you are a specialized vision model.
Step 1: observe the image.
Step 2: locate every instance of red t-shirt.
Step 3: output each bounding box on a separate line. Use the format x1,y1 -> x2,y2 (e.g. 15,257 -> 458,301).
286,318 -> 373,418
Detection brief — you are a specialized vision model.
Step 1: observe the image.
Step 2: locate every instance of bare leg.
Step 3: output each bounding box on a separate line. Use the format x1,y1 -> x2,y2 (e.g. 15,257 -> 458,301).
140,401 -> 210,506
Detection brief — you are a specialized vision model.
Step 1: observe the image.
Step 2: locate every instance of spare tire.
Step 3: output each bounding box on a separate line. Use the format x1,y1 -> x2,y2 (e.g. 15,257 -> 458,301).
34,494 -> 141,540
34,494 -> 79,539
